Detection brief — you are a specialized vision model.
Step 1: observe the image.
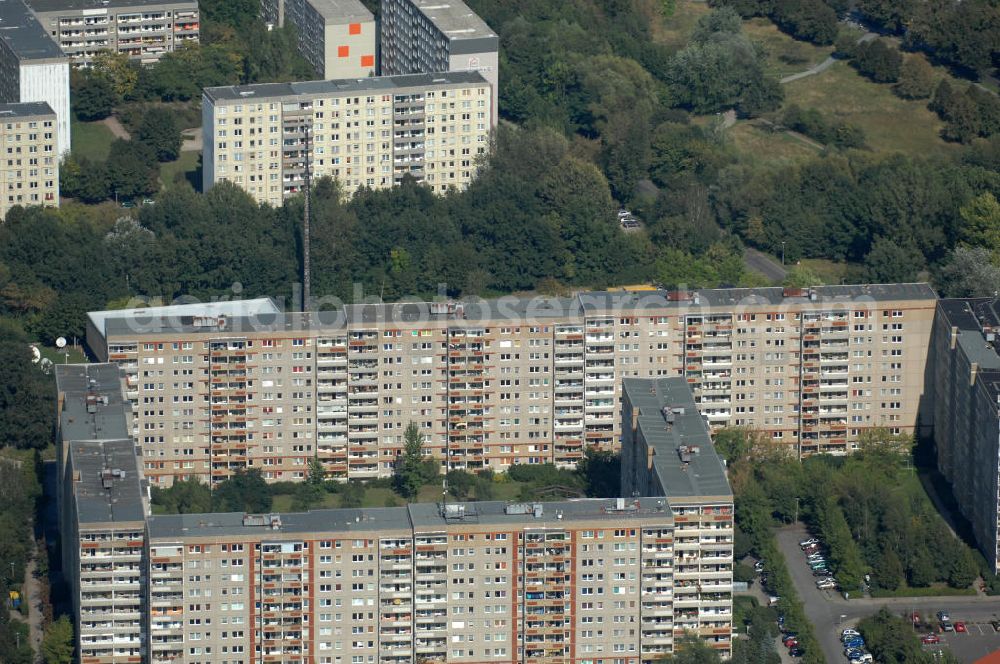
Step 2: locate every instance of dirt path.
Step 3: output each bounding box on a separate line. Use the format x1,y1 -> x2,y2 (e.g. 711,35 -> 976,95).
102,115 -> 131,140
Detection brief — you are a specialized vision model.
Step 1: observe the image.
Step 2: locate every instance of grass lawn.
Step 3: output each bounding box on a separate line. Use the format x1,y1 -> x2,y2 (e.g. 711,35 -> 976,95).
783,60 -> 962,158
159,150 -> 200,191
728,121 -> 821,167
869,584 -> 977,598
70,119 -> 115,161
743,18 -> 833,79
653,0 -> 711,51
797,258 -> 853,284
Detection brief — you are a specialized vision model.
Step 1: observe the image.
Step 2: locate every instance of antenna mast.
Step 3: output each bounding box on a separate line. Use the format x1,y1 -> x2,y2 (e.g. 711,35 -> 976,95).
302,125 -> 312,311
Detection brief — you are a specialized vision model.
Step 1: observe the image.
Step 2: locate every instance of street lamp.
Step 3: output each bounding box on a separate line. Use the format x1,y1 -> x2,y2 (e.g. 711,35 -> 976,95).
781,241 -> 786,266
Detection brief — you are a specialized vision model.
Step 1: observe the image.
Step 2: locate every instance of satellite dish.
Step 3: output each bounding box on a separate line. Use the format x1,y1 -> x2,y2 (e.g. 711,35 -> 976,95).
55,337 -> 67,349
30,345 -> 40,364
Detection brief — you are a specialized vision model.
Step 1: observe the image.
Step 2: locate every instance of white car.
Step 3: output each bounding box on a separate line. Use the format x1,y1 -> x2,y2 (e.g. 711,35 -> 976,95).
799,538 -> 820,547
841,629 -> 861,638
850,655 -> 873,664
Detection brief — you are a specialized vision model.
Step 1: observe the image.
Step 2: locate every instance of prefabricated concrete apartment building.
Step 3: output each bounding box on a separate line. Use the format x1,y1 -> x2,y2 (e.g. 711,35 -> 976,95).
57,361 -> 734,664
83,283 -> 937,489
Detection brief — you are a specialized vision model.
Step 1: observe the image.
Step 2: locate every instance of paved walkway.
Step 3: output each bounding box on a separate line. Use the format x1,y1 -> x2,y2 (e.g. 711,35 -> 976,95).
780,32 -> 876,84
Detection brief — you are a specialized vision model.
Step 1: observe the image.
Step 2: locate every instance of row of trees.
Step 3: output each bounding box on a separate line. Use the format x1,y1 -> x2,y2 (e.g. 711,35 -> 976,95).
0,455 -> 43,664
710,0 -> 841,45
723,427 -> 982,594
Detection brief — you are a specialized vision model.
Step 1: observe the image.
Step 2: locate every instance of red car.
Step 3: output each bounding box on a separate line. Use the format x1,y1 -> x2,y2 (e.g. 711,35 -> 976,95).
784,638 -> 800,648
921,634 -> 941,645
909,611 -> 920,624
954,622 -> 967,633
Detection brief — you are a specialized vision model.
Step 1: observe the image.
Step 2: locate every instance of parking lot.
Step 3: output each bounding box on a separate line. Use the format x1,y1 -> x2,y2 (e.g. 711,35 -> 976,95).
774,524 -> 1000,663
921,620 -> 1000,662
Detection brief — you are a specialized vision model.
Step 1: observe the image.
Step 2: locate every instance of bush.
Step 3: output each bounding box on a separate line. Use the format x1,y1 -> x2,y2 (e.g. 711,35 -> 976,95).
852,38 -> 903,83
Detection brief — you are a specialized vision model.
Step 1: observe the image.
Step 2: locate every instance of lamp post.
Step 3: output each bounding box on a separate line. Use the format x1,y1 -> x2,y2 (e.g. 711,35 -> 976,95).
781,241 -> 786,266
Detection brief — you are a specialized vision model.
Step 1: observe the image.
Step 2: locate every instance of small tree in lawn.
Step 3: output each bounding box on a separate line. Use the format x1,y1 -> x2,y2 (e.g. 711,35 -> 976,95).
394,423 -> 437,500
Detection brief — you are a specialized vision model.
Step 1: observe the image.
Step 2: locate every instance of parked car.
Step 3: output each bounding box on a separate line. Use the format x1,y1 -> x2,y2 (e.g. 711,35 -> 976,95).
784,638 -> 800,648
754,561 -> 765,572
921,634 -> 941,645
850,654 -> 874,664
991,620 -> 1000,632
954,621 -> 967,633
940,621 -> 954,632
843,637 -> 865,649
789,647 -> 805,657
937,611 -> 951,622
841,629 -> 861,638
845,647 -> 865,658
813,569 -> 833,577
799,538 -> 820,547
908,612 -> 920,624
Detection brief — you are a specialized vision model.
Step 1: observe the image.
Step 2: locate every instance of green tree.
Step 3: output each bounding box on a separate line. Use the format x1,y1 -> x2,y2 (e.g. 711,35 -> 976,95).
948,548 -> 978,589
446,470 -> 476,499
852,38 -> 903,82
41,615 -> 74,664
91,50 -> 138,101
0,322 -> 54,449
960,192 -> 1000,252
339,481 -> 365,508
212,469 -> 272,513
660,633 -> 723,662
871,548 -> 904,590
290,459 -> 327,510
394,423 -> 437,499
894,55 -> 936,99
862,236 -> 922,283
577,448 -> 621,497
149,478 -> 212,514
938,246 -> 1000,297
137,107 -> 182,162
72,72 -> 115,121
106,139 -> 159,200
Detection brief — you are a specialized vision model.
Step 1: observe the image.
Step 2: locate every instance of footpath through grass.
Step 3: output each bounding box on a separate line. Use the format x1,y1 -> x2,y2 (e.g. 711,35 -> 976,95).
783,60 -> 961,157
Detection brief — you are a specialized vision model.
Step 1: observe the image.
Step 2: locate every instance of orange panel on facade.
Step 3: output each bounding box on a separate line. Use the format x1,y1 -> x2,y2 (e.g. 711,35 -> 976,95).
361,54 -> 374,68
338,45 -> 349,57
349,22 -> 361,35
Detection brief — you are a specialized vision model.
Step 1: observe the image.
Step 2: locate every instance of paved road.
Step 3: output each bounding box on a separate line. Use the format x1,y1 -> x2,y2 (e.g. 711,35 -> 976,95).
780,33 -> 876,84
775,524 -> 1000,663
744,248 -> 788,282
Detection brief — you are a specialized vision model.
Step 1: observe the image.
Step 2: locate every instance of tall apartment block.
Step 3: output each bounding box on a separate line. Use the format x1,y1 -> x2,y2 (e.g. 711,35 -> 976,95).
58,360 -> 733,663
55,363 -> 147,664
620,376 -> 735,659
201,71 -> 491,205
0,0 -> 69,156
261,0 -> 375,79
27,0 -> 200,66
380,0 -> 499,127
85,283 -> 936,488
0,101 -> 59,218
931,298 -> 1000,573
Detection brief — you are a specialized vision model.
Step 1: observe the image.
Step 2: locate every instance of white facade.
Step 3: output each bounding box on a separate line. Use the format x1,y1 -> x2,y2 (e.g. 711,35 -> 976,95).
19,61 -> 69,156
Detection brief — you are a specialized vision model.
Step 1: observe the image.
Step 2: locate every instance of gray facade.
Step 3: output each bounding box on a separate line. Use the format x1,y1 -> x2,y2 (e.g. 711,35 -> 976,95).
0,0 -> 70,155
932,299 -> 1000,573
55,363 -> 147,664
380,0 -> 498,126
28,0 -> 199,65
